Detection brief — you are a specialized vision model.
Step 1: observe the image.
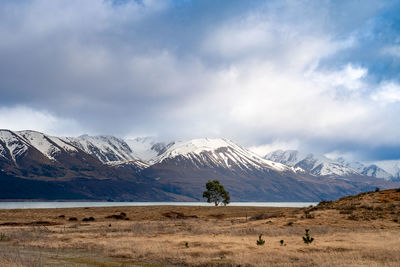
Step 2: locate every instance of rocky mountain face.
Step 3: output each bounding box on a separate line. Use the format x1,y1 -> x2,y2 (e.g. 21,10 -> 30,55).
1,130 -> 399,201
62,135 -> 148,172
264,150 -> 360,177
0,130 -> 108,179
63,135 -> 137,163
0,130 -> 182,201
370,160 -> 400,180
154,138 -> 293,172
142,139 -> 396,201
265,149 -> 398,181
335,157 -> 394,180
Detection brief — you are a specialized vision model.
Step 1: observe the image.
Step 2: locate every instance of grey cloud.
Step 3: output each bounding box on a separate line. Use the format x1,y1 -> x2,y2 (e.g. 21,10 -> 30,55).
1,0 -> 400,161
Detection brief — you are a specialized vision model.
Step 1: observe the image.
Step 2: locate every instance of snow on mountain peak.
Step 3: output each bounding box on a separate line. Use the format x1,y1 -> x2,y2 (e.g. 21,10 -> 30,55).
0,130 -> 29,161
124,137 -> 173,162
0,129 -> 79,162
156,138 -> 291,172
159,138 -> 236,157
265,149 -> 359,177
18,130 -> 77,159
63,135 -> 137,163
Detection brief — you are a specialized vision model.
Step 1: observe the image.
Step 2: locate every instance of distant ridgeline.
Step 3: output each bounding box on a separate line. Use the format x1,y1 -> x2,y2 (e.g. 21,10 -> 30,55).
1,129 -> 399,201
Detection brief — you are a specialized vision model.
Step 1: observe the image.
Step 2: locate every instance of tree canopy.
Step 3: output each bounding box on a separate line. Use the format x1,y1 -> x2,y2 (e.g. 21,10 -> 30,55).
202,180 -> 230,206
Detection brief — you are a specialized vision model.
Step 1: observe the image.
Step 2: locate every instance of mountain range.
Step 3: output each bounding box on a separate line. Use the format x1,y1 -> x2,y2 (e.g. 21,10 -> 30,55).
264,150 -> 399,181
1,129 -> 399,202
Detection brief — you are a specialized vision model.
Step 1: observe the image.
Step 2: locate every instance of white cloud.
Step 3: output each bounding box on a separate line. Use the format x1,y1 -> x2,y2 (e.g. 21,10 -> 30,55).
202,12 -> 353,73
310,64 -> 367,91
0,106 -> 83,136
249,140 -> 300,157
371,82 -> 400,103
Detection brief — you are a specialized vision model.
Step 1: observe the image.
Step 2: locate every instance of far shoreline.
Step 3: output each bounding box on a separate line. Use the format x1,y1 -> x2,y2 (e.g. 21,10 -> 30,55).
0,201 -> 318,209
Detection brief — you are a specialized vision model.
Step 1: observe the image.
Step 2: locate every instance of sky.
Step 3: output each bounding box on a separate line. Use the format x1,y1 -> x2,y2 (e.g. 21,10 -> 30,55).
1,0 -> 400,161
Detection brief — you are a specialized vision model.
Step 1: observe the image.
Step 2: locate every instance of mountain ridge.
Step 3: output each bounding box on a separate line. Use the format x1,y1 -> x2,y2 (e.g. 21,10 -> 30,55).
1,129 -> 400,201
265,149 -> 399,181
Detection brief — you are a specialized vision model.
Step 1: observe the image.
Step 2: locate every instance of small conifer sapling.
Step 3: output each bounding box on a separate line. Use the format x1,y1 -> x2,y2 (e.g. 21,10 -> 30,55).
303,229 -> 314,244
256,234 -> 265,246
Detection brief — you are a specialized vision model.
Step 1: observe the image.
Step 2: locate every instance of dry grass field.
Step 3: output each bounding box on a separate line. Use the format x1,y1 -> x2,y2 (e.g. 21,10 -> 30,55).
0,189 -> 400,266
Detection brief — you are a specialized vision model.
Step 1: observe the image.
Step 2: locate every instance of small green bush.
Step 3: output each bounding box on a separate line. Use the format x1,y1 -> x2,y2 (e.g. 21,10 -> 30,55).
0,232 -> 9,241
304,210 -> 314,219
256,234 -> 265,246
303,229 -> 314,244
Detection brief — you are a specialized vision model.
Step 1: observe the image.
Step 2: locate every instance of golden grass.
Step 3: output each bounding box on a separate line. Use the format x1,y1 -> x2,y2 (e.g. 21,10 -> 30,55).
0,203 -> 399,266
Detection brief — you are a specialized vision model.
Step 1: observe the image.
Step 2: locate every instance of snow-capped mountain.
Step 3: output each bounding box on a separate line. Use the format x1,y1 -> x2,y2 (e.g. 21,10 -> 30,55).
124,137 -> 174,162
264,150 -> 359,177
0,129 -> 180,201
155,138 -> 292,172
335,157 -> 394,180
142,138 -> 387,201
0,129 -> 78,163
63,135 -> 137,163
265,149 -> 399,181
336,157 -> 394,180
0,129 -> 116,179
360,164 -> 394,180
1,129 -> 399,201
372,160 -> 400,180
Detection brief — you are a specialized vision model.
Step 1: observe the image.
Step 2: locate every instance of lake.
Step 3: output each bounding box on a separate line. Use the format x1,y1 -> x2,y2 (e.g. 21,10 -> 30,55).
0,202 -> 317,209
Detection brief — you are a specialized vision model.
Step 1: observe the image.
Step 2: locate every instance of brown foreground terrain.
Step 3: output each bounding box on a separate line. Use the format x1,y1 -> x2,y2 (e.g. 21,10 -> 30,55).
0,188 -> 400,266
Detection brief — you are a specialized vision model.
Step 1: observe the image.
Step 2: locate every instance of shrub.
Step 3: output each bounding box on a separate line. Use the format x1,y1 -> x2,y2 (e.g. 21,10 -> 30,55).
360,205 -> 373,210
106,212 -> 129,220
303,229 -> 314,244
0,232 -> 9,241
250,213 -> 270,220
256,234 -> 265,246
251,212 -> 283,221
347,214 -> 358,220
82,217 -> 95,222
304,210 -> 314,219
68,217 -> 78,221
339,210 -> 353,215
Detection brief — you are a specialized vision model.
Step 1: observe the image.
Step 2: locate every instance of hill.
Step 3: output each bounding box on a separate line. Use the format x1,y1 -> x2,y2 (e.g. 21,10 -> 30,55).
312,187 -> 400,221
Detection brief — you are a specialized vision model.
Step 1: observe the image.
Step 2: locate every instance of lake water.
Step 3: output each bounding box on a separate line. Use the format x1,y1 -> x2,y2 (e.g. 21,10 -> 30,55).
0,202 -> 317,209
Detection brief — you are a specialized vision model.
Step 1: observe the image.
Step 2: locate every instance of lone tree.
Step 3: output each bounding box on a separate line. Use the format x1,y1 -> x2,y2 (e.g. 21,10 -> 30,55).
203,179 -> 230,206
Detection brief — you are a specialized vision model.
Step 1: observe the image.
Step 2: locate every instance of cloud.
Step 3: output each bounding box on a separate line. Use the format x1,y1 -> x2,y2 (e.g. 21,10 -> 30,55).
371,82 -> 400,103
382,45 -> 400,57
0,106 -> 82,136
249,140 -> 300,157
0,0 -> 400,160
311,64 -> 368,91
